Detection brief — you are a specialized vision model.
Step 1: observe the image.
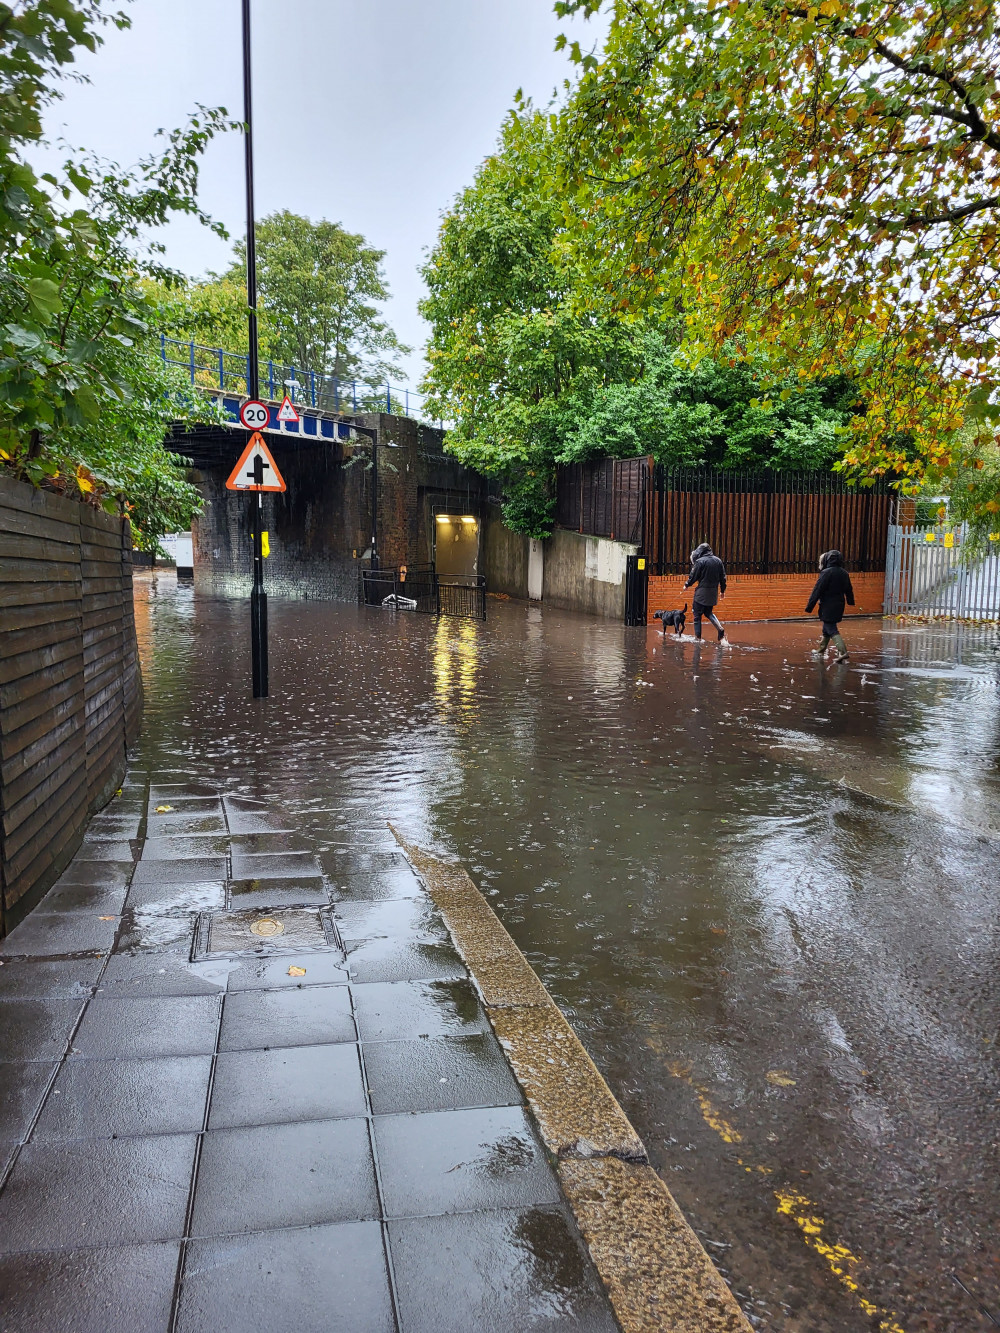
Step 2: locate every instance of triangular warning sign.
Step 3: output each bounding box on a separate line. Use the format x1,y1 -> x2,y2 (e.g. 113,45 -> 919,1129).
276,395 -> 299,423
225,432 -> 286,492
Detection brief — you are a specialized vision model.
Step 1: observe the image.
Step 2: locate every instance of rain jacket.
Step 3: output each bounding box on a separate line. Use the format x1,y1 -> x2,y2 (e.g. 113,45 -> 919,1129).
806,553 -> 855,624
684,544 -> 727,607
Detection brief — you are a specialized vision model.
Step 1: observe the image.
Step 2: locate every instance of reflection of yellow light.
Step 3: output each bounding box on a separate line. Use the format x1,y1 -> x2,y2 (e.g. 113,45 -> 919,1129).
432,616 -> 480,727
436,514 -> 451,523
461,516 -> 476,523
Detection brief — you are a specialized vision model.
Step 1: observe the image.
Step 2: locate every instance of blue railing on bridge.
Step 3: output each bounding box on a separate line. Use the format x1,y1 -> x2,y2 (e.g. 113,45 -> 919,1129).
160,335 -> 432,420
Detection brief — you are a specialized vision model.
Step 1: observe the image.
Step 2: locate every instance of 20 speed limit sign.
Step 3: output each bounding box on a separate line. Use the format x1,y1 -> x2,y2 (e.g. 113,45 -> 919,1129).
239,400 -> 270,430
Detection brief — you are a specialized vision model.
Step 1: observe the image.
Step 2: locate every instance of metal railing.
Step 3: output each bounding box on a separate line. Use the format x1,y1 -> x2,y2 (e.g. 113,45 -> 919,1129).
360,567 -> 486,621
885,523 -> 1000,619
159,335 -> 432,419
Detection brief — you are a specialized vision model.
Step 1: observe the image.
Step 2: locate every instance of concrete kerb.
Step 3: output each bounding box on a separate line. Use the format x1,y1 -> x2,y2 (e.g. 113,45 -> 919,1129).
388,825 -> 752,1333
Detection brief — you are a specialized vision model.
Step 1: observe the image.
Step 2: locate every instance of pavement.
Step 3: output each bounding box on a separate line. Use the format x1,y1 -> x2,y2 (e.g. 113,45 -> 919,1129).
0,773 -> 619,1332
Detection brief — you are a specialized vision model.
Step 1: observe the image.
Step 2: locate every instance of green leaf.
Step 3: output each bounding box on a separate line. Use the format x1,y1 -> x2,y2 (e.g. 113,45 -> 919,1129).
25,278 -> 61,320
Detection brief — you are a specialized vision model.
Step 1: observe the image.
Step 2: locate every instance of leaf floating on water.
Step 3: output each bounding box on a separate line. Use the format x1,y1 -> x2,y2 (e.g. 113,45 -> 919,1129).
766,1070 -> 797,1087
287,966 -> 307,977
154,804 -> 173,813
98,915 -> 117,921
709,926 -> 727,936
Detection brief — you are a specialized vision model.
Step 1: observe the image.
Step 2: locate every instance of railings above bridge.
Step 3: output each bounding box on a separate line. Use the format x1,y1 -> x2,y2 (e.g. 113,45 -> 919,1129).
160,335 -> 435,421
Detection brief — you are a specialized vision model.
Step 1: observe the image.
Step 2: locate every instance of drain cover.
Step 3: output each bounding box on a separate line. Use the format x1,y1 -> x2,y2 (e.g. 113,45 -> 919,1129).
250,917 -> 284,938
192,908 -> 341,959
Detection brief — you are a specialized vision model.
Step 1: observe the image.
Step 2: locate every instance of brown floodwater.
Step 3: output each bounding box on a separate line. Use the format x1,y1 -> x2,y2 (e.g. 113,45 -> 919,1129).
133,573 -> 1000,1332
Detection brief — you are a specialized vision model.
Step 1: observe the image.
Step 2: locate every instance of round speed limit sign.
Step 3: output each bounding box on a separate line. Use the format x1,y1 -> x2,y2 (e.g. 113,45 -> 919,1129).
239,399 -> 270,430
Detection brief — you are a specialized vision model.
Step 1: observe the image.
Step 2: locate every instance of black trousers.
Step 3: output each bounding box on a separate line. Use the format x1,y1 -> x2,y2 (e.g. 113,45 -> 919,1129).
693,601 -> 725,638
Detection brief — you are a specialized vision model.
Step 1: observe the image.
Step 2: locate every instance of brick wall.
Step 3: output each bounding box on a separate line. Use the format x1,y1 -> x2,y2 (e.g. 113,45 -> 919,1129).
648,571 -> 886,622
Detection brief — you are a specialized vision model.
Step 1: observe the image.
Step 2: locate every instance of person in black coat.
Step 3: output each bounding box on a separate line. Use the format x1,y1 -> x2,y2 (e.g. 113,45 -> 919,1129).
684,542 -> 728,641
806,549 -> 855,661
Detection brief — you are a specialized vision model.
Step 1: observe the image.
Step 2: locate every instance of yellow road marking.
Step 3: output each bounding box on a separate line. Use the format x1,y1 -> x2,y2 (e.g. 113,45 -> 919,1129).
654,1041 -> 907,1332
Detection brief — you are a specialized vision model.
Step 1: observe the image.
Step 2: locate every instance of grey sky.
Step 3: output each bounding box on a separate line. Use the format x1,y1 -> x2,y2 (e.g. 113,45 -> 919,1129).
41,0 -> 601,389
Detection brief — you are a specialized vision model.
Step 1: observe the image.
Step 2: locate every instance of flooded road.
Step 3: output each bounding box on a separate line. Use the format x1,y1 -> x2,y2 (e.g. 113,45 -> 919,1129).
134,574 -> 1000,1332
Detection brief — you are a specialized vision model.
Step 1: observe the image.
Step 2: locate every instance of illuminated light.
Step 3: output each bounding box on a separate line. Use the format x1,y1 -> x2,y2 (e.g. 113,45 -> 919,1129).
461,516 -> 477,523
436,514 -> 452,523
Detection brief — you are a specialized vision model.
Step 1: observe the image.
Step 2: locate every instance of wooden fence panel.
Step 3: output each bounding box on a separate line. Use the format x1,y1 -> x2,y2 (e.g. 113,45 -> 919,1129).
556,459 -> 891,574
0,476 -> 142,935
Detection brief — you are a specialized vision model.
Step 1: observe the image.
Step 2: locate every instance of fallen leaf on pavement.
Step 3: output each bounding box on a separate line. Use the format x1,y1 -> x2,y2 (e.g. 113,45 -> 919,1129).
288,966 -> 307,977
766,1070 -> 797,1087
154,805 -> 173,813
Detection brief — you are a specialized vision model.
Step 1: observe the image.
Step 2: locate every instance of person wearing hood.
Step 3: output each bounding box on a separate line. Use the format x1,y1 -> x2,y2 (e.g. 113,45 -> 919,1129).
806,549 -> 854,662
684,542 -> 728,642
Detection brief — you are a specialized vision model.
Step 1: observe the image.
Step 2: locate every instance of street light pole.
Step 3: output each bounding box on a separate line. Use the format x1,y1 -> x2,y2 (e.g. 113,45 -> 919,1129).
242,0 -> 268,698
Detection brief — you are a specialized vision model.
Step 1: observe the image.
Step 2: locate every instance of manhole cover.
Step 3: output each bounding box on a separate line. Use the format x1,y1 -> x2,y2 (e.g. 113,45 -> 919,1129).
192,908 -> 341,959
250,917 -> 284,938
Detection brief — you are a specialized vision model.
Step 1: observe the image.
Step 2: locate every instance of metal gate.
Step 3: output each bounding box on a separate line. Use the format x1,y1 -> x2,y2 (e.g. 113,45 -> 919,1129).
884,524 -> 1000,619
360,568 -> 486,621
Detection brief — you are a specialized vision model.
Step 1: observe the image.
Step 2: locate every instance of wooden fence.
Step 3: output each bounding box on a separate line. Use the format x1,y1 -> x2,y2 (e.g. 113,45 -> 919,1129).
0,476 -> 142,935
556,459 -> 892,575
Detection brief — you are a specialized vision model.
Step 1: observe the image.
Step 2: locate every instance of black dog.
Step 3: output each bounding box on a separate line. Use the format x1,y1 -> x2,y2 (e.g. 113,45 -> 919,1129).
654,604 -> 687,636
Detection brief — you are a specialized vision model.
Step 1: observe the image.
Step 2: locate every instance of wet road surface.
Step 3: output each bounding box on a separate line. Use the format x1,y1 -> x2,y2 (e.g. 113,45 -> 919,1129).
132,575 -> 1000,1331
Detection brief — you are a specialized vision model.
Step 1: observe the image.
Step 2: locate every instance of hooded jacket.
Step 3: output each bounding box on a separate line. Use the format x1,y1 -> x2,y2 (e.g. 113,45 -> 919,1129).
806,550 -> 855,624
684,543 -> 727,606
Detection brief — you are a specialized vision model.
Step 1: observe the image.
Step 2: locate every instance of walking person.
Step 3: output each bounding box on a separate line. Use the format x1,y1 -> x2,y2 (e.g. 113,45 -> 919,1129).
806,549 -> 854,662
684,542 -> 728,642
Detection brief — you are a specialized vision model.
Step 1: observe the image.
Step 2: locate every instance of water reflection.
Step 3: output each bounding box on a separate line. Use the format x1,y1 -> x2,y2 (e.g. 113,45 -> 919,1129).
132,577 -> 1000,1332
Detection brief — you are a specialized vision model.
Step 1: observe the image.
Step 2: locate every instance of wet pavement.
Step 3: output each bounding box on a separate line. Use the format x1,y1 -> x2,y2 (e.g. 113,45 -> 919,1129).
5,573 -> 1000,1331
0,780 -> 617,1330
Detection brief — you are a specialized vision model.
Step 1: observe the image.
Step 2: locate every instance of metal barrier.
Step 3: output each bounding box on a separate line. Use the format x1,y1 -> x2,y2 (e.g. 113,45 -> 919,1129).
885,523 -> 1000,620
437,575 -> 487,621
359,569 -> 486,621
160,335 -> 432,420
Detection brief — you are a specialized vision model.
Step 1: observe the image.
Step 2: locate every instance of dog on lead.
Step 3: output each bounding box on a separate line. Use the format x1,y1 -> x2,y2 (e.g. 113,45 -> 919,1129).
654,603 -> 687,637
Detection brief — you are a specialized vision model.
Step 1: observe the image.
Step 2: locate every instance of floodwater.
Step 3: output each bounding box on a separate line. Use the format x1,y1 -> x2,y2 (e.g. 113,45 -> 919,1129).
134,574 -> 1000,1332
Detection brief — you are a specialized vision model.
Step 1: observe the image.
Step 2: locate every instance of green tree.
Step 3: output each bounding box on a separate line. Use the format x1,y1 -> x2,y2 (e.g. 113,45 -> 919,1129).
420,107 -> 640,536
420,105 -> 859,534
0,0 -> 234,544
224,210 -> 406,384
555,0 -> 1000,504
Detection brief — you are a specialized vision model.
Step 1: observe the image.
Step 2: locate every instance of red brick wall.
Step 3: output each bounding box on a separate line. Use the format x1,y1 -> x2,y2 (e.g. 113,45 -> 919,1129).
647,571 -> 886,622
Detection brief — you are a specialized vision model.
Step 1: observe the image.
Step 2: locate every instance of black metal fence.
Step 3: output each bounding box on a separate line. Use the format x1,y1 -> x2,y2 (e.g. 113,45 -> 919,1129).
360,568 -> 486,620
556,459 -> 892,576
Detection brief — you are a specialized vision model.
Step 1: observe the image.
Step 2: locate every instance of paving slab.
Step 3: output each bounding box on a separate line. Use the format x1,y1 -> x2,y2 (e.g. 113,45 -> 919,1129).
345,937 -> 467,984
69,995 -> 221,1060
34,1055 -> 212,1140
0,1241 -> 180,1333
208,1043 -> 365,1128
190,1118 -> 378,1236
0,1060 -> 57,1140
219,984 -> 355,1050
0,1133 -> 197,1248
226,875 -> 328,908
0,912 -> 119,957
0,957 -> 101,1000
374,1105 -> 562,1219
176,1222 -> 394,1333
388,1207 -> 620,1333
0,998 -> 85,1061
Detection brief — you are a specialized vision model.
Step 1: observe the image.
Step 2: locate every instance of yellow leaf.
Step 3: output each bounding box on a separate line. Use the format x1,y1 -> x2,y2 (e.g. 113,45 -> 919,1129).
287,965 -> 307,977
766,1070 -> 797,1086
76,464 -> 95,494
154,804 -> 173,813
98,915 -> 117,921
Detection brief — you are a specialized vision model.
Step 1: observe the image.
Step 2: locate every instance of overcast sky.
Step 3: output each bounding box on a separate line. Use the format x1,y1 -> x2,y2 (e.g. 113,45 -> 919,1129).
40,0 -> 602,389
